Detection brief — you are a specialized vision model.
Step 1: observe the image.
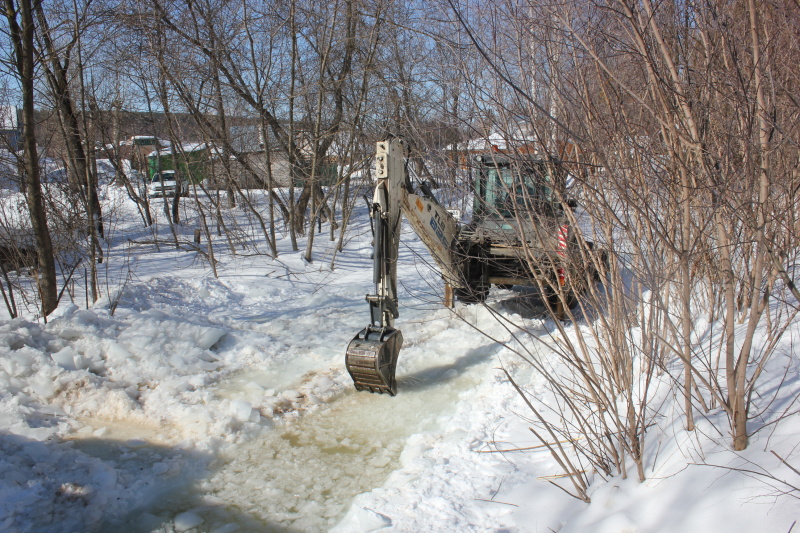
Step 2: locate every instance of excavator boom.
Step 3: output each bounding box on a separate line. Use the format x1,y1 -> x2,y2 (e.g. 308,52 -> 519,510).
345,140 -> 405,395
345,139 -> 459,395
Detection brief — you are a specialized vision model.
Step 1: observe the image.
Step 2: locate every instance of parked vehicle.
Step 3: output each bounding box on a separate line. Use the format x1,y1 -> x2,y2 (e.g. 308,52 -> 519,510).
147,170 -> 188,198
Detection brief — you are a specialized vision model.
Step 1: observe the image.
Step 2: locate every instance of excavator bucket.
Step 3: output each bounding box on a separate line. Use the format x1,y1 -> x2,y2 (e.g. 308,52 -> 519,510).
345,326 -> 403,395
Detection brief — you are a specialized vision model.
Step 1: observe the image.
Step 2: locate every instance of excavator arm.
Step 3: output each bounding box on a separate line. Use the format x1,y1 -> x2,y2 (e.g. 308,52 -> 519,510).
345,139 -> 460,395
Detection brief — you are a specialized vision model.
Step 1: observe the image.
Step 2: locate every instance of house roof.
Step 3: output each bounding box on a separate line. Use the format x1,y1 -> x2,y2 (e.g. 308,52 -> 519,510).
446,129 -> 541,152
148,142 -> 208,158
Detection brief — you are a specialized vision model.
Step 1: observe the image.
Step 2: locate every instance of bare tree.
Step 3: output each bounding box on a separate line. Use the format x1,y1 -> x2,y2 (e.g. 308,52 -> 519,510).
32,0 -> 107,301
437,0 -> 800,490
3,0 -> 58,317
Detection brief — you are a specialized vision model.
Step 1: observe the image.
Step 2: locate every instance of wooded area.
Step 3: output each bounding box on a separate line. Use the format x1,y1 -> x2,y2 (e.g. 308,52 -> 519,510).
1,0 -> 798,487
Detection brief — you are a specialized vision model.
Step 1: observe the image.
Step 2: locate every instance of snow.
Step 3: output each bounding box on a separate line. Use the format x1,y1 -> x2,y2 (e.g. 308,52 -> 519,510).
0,180 -> 798,532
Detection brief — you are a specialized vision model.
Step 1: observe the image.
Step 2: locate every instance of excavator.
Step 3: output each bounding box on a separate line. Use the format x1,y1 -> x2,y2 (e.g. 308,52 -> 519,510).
345,138 -> 588,395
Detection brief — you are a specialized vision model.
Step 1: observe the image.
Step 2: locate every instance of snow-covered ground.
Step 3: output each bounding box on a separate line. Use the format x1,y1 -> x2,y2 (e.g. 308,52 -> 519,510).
0,183 -> 798,532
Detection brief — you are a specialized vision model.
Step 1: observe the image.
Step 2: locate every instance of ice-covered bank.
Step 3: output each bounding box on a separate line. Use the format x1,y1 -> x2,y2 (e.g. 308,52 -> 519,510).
6,271 -> 798,532
0,253 -> 527,532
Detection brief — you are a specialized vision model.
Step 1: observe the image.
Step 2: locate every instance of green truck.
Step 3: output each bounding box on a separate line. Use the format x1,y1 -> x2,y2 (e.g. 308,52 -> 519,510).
146,143 -> 209,186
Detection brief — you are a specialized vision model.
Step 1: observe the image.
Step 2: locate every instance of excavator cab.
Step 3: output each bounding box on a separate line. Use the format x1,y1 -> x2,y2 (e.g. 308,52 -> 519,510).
472,154 -> 565,223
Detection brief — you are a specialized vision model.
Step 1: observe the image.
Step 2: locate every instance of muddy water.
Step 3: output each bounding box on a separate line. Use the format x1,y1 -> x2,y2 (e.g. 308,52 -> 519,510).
199,358 -> 490,532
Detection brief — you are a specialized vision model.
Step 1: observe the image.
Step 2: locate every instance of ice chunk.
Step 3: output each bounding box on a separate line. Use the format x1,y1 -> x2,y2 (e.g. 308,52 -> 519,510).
105,341 -> 132,363
197,361 -> 220,371
331,506 -> 392,532
244,381 -> 263,392
282,390 -> 302,401
313,376 -> 334,392
72,352 -> 90,370
51,347 -> 79,370
190,327 -> 226,350
29,378 -> 54,399
229,400 -> 253,422
48,346 -> 91,371
174,511 -> 204,531
9,351 -> 35,376
57,327 -> 84,340
369,455 -> 391,468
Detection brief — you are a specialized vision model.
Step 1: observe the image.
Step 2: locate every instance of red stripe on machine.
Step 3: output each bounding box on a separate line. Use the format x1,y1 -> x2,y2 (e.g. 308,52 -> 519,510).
557,225 -> 569,256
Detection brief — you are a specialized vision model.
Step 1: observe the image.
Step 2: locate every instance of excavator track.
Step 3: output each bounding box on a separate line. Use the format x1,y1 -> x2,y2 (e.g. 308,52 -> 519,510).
345,326 -> 403,395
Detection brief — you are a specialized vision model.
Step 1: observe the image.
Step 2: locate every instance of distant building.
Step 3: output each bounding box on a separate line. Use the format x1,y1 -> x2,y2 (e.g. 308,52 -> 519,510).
208,125 -> 294,189
116,136 -> 163,173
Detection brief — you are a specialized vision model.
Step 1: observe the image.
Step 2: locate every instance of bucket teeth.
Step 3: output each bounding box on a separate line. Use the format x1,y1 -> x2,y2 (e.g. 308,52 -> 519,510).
345,327 -> 403,395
